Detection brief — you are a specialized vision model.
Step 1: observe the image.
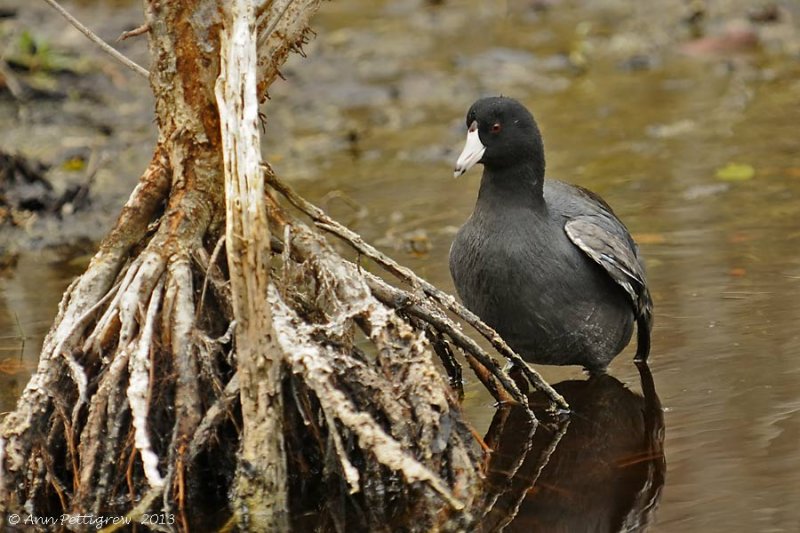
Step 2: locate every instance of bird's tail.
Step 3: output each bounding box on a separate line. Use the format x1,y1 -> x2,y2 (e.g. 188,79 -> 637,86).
634,303 -> 653,362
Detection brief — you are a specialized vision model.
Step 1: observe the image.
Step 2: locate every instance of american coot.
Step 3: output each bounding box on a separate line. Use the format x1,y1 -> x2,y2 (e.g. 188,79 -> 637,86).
449,96 -> 653,372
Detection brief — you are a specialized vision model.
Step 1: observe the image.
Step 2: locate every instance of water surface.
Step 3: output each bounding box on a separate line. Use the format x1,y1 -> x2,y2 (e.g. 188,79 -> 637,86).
2,0 -> 799,530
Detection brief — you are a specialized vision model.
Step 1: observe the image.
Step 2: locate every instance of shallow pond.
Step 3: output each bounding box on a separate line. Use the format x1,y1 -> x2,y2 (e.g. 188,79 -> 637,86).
2,0 -> 800,530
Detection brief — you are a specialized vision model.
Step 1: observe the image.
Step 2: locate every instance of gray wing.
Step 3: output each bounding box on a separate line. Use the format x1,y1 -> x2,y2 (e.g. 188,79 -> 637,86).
565,216 -> 653,360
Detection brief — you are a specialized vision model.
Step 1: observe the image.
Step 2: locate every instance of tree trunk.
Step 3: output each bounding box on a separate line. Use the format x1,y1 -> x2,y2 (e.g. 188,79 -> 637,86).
0,1 -> 563,531
216,0 -> 288,529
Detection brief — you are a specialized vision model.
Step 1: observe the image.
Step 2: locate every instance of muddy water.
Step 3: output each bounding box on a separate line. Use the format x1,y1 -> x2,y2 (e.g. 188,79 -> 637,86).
2,0 -> 800,531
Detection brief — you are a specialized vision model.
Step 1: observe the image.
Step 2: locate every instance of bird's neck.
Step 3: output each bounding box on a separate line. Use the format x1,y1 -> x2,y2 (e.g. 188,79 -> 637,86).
476,163 -> 545,212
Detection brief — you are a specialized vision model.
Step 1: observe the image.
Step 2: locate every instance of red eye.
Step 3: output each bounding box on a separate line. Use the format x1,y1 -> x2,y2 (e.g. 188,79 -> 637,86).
491,123 -> 502,133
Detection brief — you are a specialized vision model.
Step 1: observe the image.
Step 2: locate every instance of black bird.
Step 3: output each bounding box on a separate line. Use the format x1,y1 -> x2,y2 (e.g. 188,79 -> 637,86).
449,96 -> 652,372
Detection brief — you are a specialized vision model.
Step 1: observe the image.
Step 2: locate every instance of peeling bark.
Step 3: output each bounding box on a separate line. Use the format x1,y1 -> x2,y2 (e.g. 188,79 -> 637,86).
216,0 -> 289,529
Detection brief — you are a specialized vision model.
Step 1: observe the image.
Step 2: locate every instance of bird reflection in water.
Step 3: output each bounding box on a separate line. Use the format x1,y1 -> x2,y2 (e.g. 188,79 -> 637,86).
478,363 -> 665,532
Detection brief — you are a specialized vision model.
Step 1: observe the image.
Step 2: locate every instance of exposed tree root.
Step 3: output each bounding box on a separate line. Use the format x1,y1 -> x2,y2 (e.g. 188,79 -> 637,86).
0,1 -> 567,531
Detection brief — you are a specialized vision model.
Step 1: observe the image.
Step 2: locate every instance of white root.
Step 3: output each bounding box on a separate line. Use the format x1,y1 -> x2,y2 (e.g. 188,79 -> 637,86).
119,252 -> 165,345
196,235 -> 226,319
322,410 -> 361,493
47,268 -> 130,413
0,155 -> 168,500
162,257 -> 200,513
127,275 -> 166,489
84,259 -> 140,354
167,259 -> 197,395
75,346 -> 131,506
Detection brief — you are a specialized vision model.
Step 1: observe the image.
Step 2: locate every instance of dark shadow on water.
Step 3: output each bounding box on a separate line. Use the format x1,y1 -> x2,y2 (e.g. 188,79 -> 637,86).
478,363 -> 666,533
